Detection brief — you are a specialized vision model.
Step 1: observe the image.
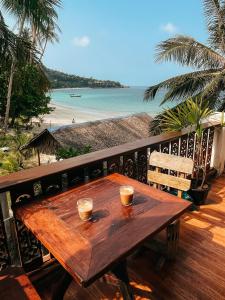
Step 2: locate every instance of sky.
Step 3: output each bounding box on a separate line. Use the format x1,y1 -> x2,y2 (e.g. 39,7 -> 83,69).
3,0 -> 208,86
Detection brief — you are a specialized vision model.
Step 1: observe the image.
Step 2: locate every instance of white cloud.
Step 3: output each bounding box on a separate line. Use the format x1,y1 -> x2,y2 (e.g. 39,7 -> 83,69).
73,35 -> 90,47
161,23 -> 178,34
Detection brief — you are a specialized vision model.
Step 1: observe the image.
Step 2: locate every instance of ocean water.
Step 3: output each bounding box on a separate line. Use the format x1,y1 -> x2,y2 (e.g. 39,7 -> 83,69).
49,87 -> 170,117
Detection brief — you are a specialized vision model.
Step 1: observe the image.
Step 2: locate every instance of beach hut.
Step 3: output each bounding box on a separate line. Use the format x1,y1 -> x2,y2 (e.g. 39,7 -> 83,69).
22,113 -> 152,164
21,129 -> 61,165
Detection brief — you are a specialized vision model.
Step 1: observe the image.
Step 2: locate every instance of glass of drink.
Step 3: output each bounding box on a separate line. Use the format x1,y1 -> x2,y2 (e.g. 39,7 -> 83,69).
77,198 -> 93,221
120,185 -> 134,206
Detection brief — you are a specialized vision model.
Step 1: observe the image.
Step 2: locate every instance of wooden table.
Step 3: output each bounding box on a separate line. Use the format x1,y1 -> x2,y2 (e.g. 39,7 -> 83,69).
16,173 -> 191,299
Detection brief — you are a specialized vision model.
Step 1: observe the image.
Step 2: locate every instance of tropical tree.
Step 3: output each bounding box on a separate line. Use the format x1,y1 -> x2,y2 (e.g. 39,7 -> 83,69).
0,0 -> 61,130
38,21 -> 60,61
9,64 -> 53,126
0,28 -> 52,127
28,1 -> 61,62
0,11 -> 18,61
55,146 -> 92,161
0,131 -> 32,175
145,0 -> 225,134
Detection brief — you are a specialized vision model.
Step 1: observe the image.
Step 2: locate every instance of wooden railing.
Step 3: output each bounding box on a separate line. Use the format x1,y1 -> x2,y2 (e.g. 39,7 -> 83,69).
0,121 -> 221,272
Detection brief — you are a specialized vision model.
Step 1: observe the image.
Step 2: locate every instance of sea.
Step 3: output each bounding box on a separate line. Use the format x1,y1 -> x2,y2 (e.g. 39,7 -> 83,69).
49,86 -> 171,117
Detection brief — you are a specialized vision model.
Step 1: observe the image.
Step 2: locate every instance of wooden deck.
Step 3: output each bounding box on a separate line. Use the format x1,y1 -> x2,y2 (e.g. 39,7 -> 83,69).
34,174 -> 225,300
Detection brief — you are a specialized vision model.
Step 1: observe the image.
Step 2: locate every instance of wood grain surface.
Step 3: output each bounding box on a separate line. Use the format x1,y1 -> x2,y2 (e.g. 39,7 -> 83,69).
16,173 -> 190,287
148,170 -> 191,191
149,151 -> 194,174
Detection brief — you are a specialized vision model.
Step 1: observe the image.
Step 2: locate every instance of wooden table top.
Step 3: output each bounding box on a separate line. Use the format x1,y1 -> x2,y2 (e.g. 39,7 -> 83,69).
16,173 -> 191,287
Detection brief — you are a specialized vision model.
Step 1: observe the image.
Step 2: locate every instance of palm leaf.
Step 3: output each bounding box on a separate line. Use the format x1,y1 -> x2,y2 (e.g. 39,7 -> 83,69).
144,69 -> 219,102
204,0 -> 225,52
159,98 -> 214,136
156,35 -> 225,69
0,10 -> 35,62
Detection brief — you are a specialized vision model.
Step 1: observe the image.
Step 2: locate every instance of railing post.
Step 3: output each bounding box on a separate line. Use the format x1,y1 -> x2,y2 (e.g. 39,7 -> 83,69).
0,192 -> 21,267
211,127 -> 225,175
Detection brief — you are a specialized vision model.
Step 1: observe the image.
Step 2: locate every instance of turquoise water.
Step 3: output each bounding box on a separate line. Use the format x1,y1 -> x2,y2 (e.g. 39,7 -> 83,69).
50,87 -> 169,116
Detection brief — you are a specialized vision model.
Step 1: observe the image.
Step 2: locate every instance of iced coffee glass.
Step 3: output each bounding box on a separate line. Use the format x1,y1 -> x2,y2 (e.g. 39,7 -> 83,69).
77,198 -> 93,221
120,185 -> 134,206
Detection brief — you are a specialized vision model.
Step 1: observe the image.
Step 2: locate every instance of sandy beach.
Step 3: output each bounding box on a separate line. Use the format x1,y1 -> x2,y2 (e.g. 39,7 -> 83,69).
42,102 -> 123,127
41,101 -> 223,130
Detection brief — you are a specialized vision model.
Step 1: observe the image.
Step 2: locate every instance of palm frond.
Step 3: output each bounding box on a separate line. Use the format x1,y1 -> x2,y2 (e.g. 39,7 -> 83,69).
144,69 -> 219,102
0,0 -> 62,36
152,98 -> 214,136
204,0 -> 225,52
0,10 -> 15,58
0,10 -> 35,62
156,35 -> 225,69
201,71 -> 225,99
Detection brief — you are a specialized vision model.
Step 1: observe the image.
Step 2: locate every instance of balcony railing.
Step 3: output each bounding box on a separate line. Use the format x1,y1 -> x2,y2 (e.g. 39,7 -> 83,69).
0,120 -> 223,273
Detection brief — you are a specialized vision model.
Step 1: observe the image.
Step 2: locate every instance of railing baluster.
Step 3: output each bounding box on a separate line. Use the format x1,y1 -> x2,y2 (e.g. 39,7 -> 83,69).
180,134 -> 188,157
0,193 -> 11,270
107,156 -> 122,174
123,152 -> 136,179
137,148 -> 148,183
206,127 -> 215,170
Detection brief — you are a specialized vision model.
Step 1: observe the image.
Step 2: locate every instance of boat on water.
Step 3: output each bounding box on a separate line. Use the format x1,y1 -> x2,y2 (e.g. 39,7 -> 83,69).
70,94 -> 81,98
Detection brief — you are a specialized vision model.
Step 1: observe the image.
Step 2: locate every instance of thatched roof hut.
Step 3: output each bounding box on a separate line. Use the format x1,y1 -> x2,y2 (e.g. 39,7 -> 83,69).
22,113 -> 152,154
21,128 -> 61,154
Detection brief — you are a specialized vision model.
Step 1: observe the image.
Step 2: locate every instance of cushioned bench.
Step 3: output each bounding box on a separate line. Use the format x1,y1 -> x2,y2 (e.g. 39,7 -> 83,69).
0,267 -> 41,300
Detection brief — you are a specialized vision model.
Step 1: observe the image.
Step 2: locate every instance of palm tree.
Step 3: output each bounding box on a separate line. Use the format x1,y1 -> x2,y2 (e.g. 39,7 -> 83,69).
0,11 -> 17,60
28,1 -> 61,62
38,21 -> 60,61
0,0 -> 61,131
144,0 -> 225,133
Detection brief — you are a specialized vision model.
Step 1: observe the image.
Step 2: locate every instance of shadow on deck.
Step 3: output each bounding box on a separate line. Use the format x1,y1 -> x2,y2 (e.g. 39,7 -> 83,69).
34,174 -> 225,300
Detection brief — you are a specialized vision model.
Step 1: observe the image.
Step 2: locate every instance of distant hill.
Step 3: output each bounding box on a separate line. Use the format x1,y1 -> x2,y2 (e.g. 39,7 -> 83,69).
44,67 -> 125,89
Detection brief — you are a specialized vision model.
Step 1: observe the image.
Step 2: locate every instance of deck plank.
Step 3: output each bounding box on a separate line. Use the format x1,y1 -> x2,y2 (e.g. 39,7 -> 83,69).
35,174 -> 225,300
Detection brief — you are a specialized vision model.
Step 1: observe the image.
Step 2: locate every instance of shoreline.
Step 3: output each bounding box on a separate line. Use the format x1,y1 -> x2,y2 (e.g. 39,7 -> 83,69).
42,102 -> 126,127
42,86 -> 156,128
38,100 -> 223,132
50,86 -> 129,92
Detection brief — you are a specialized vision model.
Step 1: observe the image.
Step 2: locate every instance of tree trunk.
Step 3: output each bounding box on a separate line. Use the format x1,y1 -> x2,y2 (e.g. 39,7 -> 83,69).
30,23 -> 37,63
39,38 -> 48,61
3,13 -> 26,132
4,59 -> 16,131
10,114 -> 16,127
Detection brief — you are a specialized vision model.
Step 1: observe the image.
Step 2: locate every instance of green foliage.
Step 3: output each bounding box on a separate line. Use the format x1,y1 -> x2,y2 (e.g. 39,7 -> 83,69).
45,67 -> 124,89
12,64 -> 53,122
55,146 -> 91,161
0,132 -> 32,175
0,131 -> 32,150
0,0 -> 61,129
0,63 -> 53,125
0,151 -> 22,173
145,0 -> 225,134
0,0 -> 61,56
160,97 -> 214,188
0,11 -> 32,64
161,98 -> 214,138
0,27 -> 53,127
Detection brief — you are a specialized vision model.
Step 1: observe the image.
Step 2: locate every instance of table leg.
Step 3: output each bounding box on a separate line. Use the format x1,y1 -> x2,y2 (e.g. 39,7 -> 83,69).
167,219 -> 180,261
141,219 -> 180,271
51,270 -> 73,300
111,260 -> 134,300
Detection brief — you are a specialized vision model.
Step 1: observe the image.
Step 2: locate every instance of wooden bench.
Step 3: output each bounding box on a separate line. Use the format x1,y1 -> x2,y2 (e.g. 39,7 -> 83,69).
148,151 -> 194,261
0,267 -> 41,300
